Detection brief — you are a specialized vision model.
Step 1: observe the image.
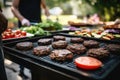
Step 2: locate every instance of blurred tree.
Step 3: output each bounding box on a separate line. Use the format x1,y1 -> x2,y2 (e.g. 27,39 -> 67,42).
46,0 -> 70,8
46,0 -> 94,16
84,0 -> 120,21
46,0 -> 71,14
46,0 -> 120,21
69,0 -> 95,18
0,0 -> 1,3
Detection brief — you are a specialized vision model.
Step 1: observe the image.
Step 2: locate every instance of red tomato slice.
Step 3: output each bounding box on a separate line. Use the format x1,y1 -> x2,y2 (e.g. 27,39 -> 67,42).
6,28 -> 12,33
15,29 -> 22,35
74,56 -> 102,70
2,35 -> 7,39
21,31 -> 27,36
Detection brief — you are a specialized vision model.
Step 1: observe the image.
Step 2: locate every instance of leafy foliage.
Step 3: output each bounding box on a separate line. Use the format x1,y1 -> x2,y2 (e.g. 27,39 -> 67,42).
83,0 -> 120,21
46,0 -> 120,21
20,20 -> 62,36
36,20 -> 62,31
46,0 -> 70,8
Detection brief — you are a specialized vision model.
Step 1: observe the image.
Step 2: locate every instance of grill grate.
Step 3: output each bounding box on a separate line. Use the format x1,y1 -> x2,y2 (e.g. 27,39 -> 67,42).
3,34 -> 120,80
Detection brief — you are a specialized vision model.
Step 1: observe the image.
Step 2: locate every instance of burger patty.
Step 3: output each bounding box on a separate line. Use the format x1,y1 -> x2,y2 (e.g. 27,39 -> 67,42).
16,42 -> 33,50
83,40 -> 99,48
38,38 -> 52,45
50,49 -> 73,61
52,40 -> 68,49
87,48 -> 110,59
106,44 -> 120,55
70,37 -> 84,43
33,46 -> 50,56
66,44 -> 86,54
53,35 -> 66,41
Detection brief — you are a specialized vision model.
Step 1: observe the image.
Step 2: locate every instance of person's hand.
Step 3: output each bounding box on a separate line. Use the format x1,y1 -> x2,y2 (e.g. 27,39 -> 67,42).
21,19 -> 30,26
44,8 -> 50,17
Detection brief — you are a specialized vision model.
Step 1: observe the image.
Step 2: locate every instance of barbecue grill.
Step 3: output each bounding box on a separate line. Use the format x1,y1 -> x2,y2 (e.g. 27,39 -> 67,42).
3,34 -> 120,80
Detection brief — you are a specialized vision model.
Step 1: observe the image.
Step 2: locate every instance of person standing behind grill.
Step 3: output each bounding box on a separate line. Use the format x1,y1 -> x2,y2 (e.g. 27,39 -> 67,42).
11,0 -> 50,27
11,0 -> 50,79
0,6 -> 8,80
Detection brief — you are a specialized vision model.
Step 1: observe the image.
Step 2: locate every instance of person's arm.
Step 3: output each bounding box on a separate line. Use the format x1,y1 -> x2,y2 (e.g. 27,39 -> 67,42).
11,0 -> 30,26
41,0 -> 50,17
11,0 -> 24,22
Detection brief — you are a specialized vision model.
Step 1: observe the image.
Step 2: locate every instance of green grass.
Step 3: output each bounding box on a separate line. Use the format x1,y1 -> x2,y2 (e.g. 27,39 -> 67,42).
42,15 -> 82,25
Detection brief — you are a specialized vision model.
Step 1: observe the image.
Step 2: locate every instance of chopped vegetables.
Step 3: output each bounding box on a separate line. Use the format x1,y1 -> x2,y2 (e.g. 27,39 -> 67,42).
68,29 -> 116,40
2,29 -> 27,39
20,26 -> 46,36
35,20 -> 62,31
20,20 -> 62,36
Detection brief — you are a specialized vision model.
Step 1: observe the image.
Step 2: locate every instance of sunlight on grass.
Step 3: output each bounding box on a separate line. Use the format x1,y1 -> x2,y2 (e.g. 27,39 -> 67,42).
42,15 -> 82,25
